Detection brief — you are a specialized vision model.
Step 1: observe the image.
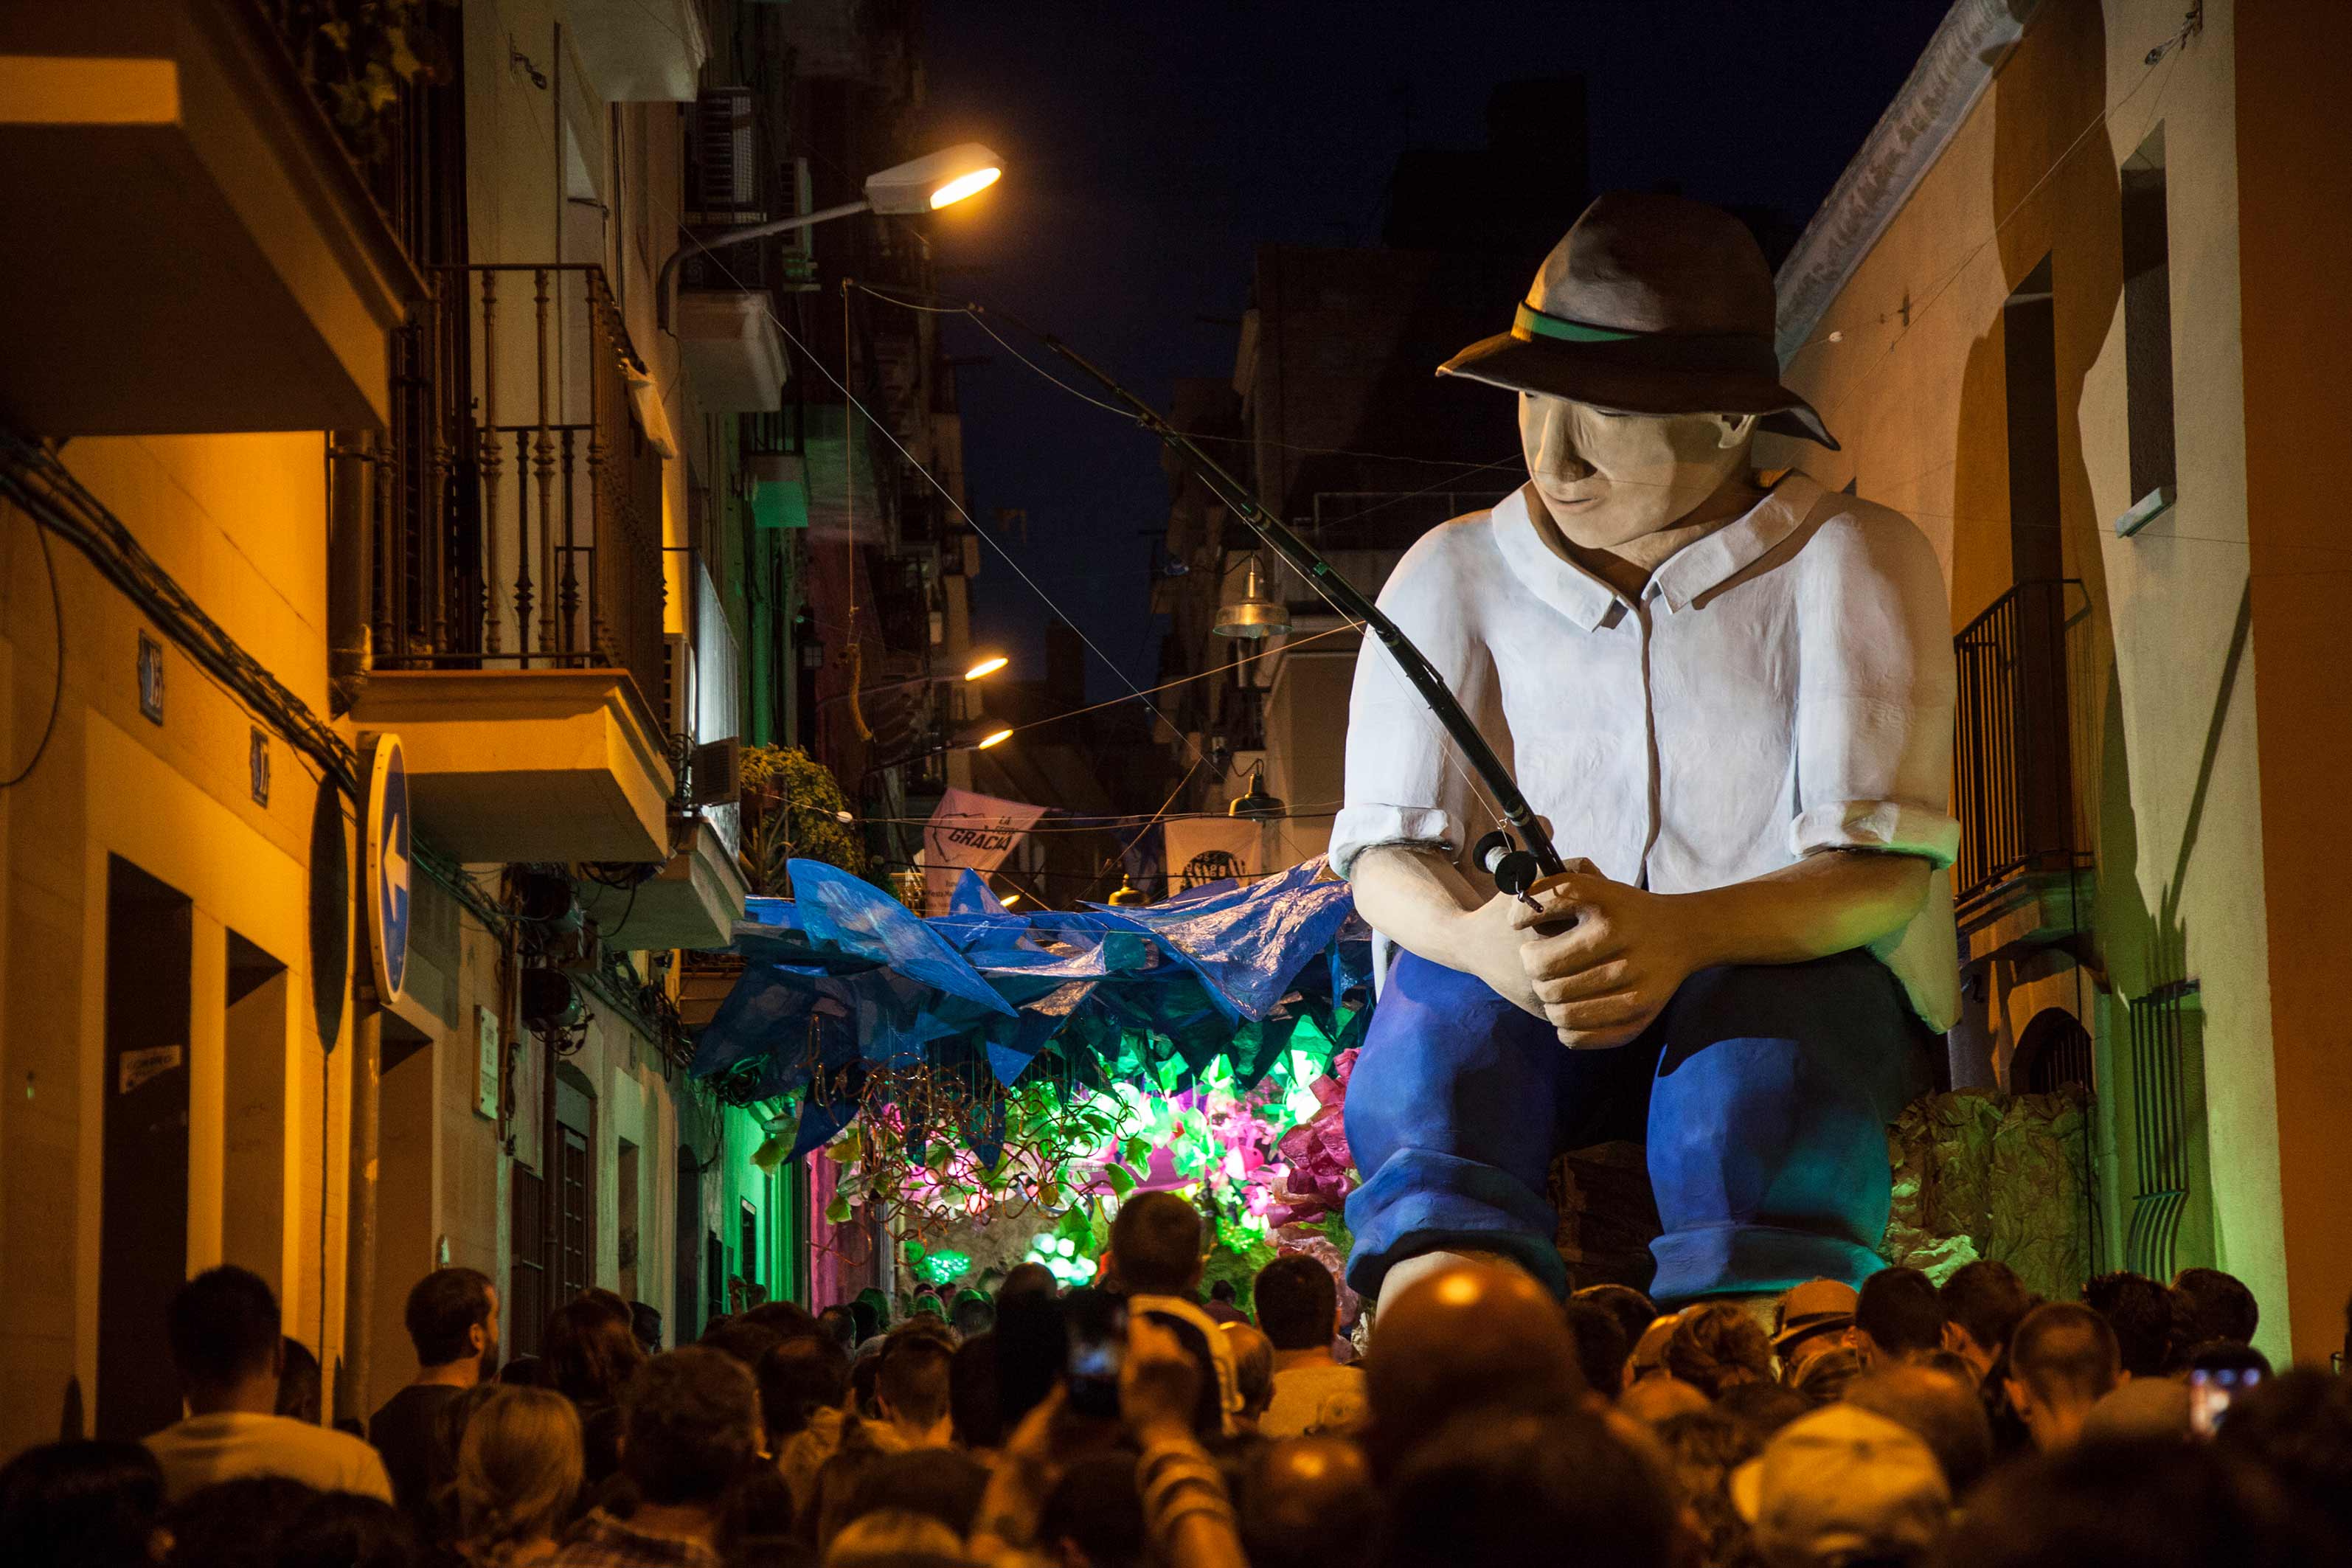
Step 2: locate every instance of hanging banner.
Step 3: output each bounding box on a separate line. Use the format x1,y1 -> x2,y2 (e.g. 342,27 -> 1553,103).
923,788 -> 1047,914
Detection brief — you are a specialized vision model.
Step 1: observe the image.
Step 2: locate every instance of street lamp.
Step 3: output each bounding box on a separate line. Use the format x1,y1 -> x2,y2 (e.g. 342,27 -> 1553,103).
659,142 -> 1004,330
816,656 -> 1010,710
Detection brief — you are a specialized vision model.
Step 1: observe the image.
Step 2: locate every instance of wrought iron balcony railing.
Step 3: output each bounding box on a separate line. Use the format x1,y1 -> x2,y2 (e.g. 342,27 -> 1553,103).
372,263 -> 668,729
1952,579 -> 2085,903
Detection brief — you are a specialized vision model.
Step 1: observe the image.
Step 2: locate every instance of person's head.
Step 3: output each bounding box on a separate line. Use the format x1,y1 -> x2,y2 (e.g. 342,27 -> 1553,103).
2172,1267 -> 2259,1347
949,1290 -> 994,1341
909,1291 -> 944,1322
1666,1301 -> 1773,1399
1654,1409 -> 1763,1567
0,1440 -> 164,1568
277,1336 -> 322,1423
742,1300 -> 821,1342
1626,1311 -> 1683,1383
167,1264 -> 282,1403
698,1315 -> 786,1373
1617,1375 -> 1710,1428
1713,1380 -> 1810,1446
277,1492 -> 419,1568
1845,1364 -> 1994,1498
816,1305 -> 859,1356
2211,1367 -> 2352,1544
496,1356 -> 543,1388
544,1296 -> 642,1409
1255,1254 -> 1340,1353
1209,1280 -> 1238,1305
2083,1271 -> 2185,1379
1572,1283 -> 1660,1357
948,1333 -> 1003,1451
1518,395 -> 1760,549
164,1474 -> 316,1568
1561,1299 -> 1632,1400
1849,1267 -> 1944,1367
820,1508 -> 960,1568
620,1347 -> 764,1512
854,1288 -> 890,1331
875,1330 -> 955,1444
1382,1409 -> 1676,1568
1223,1322 -> 1277,1425
451,1386 -> 582,1561
1732,1404 -> 1950,1568
757,1335 -> 850,1446
998,1263 -> 1058,1304
846,1299 -> 880,1344
1770,1279 -> 1859,1374
1038,1454 -> 1147,1568
2004,1302 -> 2120,1452
1243,1437 -> 1381,1568
1932,1437 -> 2323,1568
1367,1261 -> 1585,1469
1105,1191 -> 1204,1297
1789,1345 -> 1864,1407
1937,1261 -> 2031,1363
629,1301 -> 662,1354
842,1449 -> 990,1540
405,1267 -> 498,1378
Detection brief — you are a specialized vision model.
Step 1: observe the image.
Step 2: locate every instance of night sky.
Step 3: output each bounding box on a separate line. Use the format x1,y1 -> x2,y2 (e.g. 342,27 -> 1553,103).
909,1 -> 1951,700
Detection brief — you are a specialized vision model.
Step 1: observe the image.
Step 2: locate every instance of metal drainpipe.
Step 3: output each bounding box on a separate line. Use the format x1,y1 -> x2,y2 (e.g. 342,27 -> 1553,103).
341,998 -> 381,1424
326,431 -> 373,715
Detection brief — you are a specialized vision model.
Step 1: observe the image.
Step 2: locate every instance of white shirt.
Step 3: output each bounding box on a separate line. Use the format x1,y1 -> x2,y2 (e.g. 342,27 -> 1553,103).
1331,474 -> 1960,1032
1260,1361 -> 1369,1437
145,1410 -> 396,1503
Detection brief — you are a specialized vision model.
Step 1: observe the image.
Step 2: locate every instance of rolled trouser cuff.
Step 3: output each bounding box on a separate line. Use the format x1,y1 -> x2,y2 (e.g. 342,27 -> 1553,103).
1649,1221 -> 1887,1305
1342,1147 -> 1567,1300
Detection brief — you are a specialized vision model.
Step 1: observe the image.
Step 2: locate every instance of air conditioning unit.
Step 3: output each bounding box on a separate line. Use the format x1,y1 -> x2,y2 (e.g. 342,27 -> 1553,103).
663,631 -> 692,740
695,87 -> 758,210
692,737 -> 742,807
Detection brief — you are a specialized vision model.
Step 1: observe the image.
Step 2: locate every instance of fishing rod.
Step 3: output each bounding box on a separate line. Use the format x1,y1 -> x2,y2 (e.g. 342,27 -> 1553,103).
850,282 -> 1564,897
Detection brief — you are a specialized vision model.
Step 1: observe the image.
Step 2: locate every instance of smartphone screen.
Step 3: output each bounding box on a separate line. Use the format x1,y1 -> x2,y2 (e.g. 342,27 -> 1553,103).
1064,1288 -> 1127,1420
2190,1367 -> 2258,1436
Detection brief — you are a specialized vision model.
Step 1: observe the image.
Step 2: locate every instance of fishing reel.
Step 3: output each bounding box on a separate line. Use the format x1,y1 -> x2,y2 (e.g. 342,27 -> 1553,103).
1474,830 -> 1544,899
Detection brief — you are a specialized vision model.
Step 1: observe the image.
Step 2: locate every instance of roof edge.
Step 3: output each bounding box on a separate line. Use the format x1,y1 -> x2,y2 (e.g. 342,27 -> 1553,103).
1774,0 -> 2047,365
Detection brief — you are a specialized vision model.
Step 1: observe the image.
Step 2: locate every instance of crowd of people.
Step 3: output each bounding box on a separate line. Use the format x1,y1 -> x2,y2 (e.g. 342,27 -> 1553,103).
7,1190 -> 2351,1568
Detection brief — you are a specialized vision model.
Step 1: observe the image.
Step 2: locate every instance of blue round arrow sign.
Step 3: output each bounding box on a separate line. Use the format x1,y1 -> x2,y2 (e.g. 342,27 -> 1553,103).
367,735 -> 411,1004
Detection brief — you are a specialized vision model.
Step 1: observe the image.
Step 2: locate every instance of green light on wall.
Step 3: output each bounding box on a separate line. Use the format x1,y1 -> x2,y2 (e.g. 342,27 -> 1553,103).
914,1249 -> 972,1286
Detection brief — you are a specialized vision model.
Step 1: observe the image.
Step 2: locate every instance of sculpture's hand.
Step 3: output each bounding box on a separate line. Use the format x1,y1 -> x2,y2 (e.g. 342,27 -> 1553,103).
1462,889 -> 1548,1021
1511,873 -> 1697,1049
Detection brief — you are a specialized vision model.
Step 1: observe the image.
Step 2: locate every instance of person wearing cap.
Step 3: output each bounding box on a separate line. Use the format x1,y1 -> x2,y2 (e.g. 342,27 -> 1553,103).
1773,1280 -> 1860,1377
1335,192 -> 1957,1312
1730,1404 -> 1952,1566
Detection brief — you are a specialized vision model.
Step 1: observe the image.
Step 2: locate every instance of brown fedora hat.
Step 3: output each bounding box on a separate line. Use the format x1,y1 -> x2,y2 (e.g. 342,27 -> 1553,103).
1440,191 -> 1836,449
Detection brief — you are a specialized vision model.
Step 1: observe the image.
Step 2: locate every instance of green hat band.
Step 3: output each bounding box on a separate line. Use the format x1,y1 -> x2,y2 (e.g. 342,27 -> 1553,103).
1513,302 -> 1644,344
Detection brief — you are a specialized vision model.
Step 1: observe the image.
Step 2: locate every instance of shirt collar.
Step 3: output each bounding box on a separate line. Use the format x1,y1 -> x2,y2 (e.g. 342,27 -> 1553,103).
1490,472 -> 1828,628
1648,471 -> 1825,611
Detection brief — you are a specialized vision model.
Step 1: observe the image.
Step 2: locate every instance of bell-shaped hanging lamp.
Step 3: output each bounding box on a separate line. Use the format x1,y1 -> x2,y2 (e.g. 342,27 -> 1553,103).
1213,554 -> 1291,639
1227,760 -> 1286,821
1107,875 -> 1150,906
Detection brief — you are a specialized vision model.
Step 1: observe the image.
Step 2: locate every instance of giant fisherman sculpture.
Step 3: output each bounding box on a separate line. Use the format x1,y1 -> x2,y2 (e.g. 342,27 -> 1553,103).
1333,193 -> 1960,1310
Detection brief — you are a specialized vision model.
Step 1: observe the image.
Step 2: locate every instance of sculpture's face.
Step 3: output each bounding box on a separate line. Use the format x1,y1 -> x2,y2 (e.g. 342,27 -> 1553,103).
1519,391 -> 1755,549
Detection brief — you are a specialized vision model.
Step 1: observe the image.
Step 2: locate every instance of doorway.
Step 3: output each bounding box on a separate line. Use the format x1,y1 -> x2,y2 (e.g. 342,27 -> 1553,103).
99,858 -> 194,1439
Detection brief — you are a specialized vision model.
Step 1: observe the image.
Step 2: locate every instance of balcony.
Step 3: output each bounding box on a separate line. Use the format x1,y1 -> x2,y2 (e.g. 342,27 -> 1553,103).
1952,579 -> 2092,959
594,819 -> 750,953
349,263 -> 676,864
0,0 -> 424,434
678,291 -> 788,413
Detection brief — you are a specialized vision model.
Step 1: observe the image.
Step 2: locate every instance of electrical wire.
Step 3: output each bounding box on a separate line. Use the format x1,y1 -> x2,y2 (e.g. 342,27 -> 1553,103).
0,502 -> 64,788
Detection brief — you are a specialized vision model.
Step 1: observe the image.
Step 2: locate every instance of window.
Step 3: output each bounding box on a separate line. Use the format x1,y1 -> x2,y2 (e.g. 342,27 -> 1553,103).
2118,126 -> 2176,535
2003,256 -> 2061,581
740,1199 -> 760,1290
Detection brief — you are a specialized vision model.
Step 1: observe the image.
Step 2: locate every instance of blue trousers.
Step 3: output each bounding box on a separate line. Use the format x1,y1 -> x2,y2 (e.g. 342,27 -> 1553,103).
1342,948 -> 1932,1303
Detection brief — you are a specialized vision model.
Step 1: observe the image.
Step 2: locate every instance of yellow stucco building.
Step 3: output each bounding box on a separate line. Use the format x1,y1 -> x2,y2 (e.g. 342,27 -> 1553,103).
1767,0 -> 2350,1364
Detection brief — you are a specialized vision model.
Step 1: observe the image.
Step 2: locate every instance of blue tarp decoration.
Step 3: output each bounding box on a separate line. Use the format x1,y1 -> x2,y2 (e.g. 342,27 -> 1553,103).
690,857 -> 1370,1153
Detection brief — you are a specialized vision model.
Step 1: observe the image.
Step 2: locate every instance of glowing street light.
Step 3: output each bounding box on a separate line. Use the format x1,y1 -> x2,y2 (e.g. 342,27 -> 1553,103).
659,142 -> 1005,328
963,653 -> 1010,681
974,727 -> 1013,750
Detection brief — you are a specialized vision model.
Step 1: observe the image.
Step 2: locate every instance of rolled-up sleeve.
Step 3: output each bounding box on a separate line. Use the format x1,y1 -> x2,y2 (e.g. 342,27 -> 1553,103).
1329,527 -> 1501,879
1791,514 -> 1960,868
